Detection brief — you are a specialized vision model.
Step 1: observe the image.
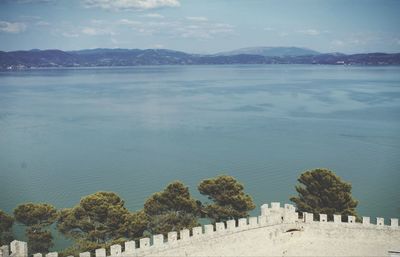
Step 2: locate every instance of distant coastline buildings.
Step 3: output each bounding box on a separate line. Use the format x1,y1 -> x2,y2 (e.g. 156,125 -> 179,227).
1,48 -> 400,70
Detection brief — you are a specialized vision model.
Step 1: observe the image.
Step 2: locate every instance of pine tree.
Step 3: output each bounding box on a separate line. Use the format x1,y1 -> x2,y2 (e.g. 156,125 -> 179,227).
144,181 -> 200,235
14,203 -> 57,253
0,210 -> 14,245
290,168 -> 358,221
56,191 -> 145,248
198,175 -> 255,222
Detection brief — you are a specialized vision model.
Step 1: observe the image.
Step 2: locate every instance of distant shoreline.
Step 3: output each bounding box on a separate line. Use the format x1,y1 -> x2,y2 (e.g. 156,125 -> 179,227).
1,48 -> 400,70
2,63 -> 400,72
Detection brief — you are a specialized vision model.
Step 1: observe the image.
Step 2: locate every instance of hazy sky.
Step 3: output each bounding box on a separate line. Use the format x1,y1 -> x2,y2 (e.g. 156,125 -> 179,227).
0,0 -> 399,53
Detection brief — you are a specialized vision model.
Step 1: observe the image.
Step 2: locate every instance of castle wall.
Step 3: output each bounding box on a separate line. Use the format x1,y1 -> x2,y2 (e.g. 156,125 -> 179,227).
2,202 -> 399,257
147,220 -> 399,256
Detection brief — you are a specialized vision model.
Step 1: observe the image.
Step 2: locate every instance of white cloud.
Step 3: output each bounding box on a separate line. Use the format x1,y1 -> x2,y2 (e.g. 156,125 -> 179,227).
36,21 -> 50,26
0,21 -> 27,33
116,17 -> 234,39
82,27 -> 98,35
62,32 -> 79,38
186,16 -> 208,22
81,27 -> 115,36
118,19 -> 179,35
117,19 -> 142,25
83,0 -> 180,10
332,40 -> 345,47
263,27 -> 275,31
56,16 -> 234,41
111,38 -> 119,44
178,22 -> 234,39
117,17 -> 235,39
349,39 -> 367,45
330,37 -> 371,50
90,19 -> 106,25
144,13 -> 164,18
298,29 -> 320,36
19,15 -> 41,20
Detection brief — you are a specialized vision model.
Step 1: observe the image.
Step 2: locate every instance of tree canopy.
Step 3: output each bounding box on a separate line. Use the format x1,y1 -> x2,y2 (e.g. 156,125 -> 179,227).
13,203 -> 57,253
122,210 -> 148,240
290,168 -> 358,220
56,191 -> 141,246
0,210 -> 14,245
26,228 -> 53,254
198,175 -> 256,222
144,181 -> 200,235
14,203 -> 57,227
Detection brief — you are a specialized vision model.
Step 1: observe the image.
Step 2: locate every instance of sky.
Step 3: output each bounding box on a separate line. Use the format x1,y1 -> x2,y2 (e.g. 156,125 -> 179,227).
0,0 -> 399,54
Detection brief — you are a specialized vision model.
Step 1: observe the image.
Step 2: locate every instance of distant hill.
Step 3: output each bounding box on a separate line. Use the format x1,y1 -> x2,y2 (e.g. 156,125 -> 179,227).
1,48 -> 399,70
216,47 -> 320,57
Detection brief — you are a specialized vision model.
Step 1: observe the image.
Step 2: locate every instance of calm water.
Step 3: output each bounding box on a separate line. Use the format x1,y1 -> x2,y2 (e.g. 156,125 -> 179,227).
1,65 -> 400,247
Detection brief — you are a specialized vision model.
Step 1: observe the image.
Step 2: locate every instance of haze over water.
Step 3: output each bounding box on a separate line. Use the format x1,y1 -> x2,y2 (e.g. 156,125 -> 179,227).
0,65 -> 399,229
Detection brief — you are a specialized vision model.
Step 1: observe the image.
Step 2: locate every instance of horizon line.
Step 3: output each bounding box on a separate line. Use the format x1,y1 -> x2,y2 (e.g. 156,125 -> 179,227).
1,46 -> 400,55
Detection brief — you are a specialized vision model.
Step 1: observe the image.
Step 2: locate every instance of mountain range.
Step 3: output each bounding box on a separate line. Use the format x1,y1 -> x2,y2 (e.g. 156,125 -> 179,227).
216,47 -> 320,57
1,47 -> 399,70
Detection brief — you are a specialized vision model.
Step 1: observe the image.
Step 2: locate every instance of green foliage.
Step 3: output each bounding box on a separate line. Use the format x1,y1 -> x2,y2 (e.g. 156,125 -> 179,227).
26,227 -> 53,253
290,168 -> 358,220
59,240 -> 104,257
14,203 -> 57,227
13,203 -> 57,253
3,171 -> 363,253
56,192 -> 145,246
122,210 -> 148,239
147,212 -> 199,236
0,210 -> 14,245
198,175 -> 256,222
144,181 -> 200,235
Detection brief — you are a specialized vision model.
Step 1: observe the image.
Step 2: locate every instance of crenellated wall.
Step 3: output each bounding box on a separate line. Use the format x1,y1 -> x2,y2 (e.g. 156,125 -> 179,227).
1,202 -> 399,257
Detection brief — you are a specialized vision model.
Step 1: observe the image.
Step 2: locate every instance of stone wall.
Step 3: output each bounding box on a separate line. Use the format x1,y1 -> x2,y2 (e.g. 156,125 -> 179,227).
1,202 -> 399,257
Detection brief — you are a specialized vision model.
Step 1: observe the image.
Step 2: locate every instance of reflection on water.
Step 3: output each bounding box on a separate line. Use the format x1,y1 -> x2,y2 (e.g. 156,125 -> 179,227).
0,65 -> 399,248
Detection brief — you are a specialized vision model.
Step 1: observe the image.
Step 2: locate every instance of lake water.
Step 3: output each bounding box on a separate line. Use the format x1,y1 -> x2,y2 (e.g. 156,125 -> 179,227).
0,65 -> 399,247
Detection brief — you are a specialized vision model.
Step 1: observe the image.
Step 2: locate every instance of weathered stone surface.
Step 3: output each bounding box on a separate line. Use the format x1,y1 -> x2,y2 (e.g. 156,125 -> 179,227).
377,217 -> 384,226
10,241 -> 27,257
180,229 -> 190,241
215,222 -> 225,232
271,202 -> 280,209
249,217 -> 258,227
238,218 -> 247,228
334,214 -> 341,223
95,248 -> 106,257
110,244 -> 122,256
153,234 -> 164,246
260,204 -> 269,216
140,238 -> 150,249
0,246 -> 9,257
304,212 -> 314,223
124,241 -> 136,255
226,220 -> 236,230
3,202 -> 399,257
167,232 -> 178,244
45,252 -> 57,257
192,226 -> 202,237
204,224 -> 214,235
79,252 -> 90,257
